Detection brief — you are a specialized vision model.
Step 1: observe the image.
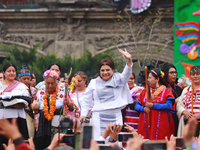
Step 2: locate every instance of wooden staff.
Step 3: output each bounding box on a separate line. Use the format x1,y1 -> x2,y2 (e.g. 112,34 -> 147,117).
191,81 -> 194,114
63,68 -> 72,116
145,66 -> 150,128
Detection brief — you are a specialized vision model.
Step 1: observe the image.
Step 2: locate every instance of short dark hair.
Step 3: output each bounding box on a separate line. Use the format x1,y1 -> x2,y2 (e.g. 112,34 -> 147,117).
98,58 -> 115,71
47,63 -> 62,72
60,74 -> 65,78
3,63 -> 17,72
131,72 -> 135,79
30,72 -> 36,80
190,66 -> 200,75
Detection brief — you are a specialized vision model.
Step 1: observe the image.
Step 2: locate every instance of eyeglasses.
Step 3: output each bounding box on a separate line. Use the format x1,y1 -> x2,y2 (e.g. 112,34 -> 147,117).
168,71 -> 178,75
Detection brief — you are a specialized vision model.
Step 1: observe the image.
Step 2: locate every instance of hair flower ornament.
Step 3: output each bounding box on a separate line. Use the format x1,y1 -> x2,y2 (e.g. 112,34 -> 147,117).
43,70 -> 59,79
70,77 -> 78,90
160,71 -> 165,78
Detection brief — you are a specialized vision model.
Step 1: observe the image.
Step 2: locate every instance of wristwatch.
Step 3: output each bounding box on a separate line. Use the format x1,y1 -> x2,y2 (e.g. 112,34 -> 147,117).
108,137 -> 116,143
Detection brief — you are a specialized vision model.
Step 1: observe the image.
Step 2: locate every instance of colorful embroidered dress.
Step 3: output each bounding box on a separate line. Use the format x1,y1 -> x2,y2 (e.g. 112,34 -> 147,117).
34,84 -> 67,150
34,84 -> 65,110
135,87 -> 175,140
123,86 -> 144,131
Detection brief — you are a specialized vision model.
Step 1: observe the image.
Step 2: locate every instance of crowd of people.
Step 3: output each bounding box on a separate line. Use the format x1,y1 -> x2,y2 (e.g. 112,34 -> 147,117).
0,48 -> 199,150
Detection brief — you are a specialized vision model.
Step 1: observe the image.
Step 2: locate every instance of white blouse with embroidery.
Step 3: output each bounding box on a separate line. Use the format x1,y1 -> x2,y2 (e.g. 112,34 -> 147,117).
0,81 -> 29,119
34,84 -> 66,110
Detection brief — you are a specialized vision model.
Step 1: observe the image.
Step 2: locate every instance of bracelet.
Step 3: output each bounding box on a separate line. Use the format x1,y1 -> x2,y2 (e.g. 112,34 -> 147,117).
186,141 -> 198,150
34,117 -> 38,120
13,137 -> 24,146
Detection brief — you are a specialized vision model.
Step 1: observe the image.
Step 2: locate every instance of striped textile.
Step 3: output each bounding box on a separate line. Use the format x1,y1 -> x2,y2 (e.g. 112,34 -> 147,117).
124,108 -> 139,131
182,87 -> 200,113
124,86 -> 143,131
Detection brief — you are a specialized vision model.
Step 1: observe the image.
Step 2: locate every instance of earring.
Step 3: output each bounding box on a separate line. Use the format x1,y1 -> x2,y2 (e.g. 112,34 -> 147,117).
156,82 -> 159,88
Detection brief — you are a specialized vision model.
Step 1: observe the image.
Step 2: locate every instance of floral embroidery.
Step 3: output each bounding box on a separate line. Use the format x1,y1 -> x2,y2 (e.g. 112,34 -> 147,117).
40,91 -> 45,95
60,94 -> 63,98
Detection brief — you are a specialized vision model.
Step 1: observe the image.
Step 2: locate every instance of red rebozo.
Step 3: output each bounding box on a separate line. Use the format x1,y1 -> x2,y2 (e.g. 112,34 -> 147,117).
137,88 -> 175,140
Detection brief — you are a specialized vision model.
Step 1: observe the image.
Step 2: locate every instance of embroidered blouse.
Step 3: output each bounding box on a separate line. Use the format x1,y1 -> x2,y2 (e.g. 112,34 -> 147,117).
35,81 -> 65,90
34,84 -> 65,110
0,81 -> 29,119
123,86 -> 144,131
69,91 -> 85,110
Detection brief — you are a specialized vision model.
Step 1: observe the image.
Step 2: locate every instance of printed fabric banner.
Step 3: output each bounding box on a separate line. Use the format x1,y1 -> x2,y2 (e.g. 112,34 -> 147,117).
174,0 -> 200,83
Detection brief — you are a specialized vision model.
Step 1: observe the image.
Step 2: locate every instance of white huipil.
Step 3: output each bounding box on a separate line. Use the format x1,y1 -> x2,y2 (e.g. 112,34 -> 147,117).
81,64 -> 132,140
0,82 -> 29,119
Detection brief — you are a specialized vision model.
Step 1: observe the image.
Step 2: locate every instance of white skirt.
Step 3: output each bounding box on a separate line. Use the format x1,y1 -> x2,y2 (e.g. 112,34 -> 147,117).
92,108 -> 123,140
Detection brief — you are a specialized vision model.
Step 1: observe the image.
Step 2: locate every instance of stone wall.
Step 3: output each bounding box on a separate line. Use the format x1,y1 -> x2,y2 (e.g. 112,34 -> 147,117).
0,9 -> 174,63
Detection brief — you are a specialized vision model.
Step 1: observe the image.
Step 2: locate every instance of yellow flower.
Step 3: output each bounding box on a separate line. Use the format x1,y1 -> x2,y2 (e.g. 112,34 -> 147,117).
70,77 -> 78,90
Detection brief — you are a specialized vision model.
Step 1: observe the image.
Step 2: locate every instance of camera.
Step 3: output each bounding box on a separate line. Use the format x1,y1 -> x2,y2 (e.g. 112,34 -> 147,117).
60,117 -> 73,129
98,144 -> 120,150
142,141 -> 166,150
176,138 -> 185,149
137,61 -> 153,86
60,117 -> 75,148
118,133 -> 133,142
111,125 -> 127,132
63,135 -> 75,148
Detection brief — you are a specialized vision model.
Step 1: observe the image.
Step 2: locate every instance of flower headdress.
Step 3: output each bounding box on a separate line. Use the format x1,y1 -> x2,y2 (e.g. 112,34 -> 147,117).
160,71 -> 165,78
43,70 -> 59,80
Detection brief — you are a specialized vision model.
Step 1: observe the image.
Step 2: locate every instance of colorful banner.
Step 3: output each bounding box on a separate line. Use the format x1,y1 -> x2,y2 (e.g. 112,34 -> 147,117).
174,0 -> 200,81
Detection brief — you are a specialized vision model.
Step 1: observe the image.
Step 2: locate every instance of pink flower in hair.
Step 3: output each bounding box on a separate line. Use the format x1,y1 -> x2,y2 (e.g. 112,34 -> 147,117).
43,70 -> 59,79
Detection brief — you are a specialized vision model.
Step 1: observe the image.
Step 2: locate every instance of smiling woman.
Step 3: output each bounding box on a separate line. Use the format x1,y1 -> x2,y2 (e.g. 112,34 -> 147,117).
80,49 -> 133,140
70,71 -> 88,111
99,58 -> 114,81
0,63 -> 31,150
177,66 -> 200,137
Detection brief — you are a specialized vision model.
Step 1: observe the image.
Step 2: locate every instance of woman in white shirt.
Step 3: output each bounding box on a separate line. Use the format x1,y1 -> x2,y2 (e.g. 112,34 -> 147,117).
0,63 -> 31,150
70,71 -> 88,110
80,49 -> 132,140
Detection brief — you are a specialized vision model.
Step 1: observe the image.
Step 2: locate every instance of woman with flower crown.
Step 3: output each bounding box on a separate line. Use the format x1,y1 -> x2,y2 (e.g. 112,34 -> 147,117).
135,68 -> 175,140
33,70 -> 74,150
